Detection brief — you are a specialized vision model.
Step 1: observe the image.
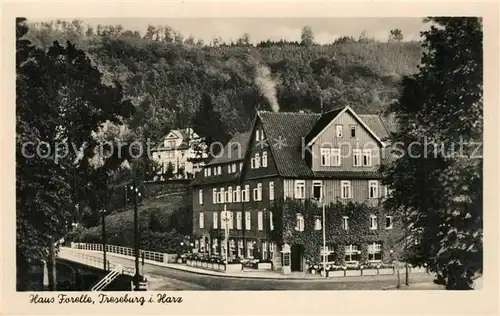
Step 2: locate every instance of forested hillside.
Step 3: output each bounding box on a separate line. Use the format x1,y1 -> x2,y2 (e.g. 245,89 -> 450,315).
24,20 -> 423,144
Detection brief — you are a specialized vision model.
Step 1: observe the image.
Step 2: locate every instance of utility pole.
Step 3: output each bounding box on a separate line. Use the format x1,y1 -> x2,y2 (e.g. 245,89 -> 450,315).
100,209 -> 107,270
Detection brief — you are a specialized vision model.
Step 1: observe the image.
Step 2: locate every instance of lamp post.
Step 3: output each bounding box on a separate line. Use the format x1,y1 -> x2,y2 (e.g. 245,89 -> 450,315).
221,205 -> 229,268
99,209 -> 107,270
130,180 -> 142,290
322,199 -> 326,278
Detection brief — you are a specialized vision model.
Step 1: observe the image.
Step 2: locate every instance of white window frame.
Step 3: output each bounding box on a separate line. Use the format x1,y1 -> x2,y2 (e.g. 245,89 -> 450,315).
335,124 -> 343,138
362,149 -> 372,166
227,187 -> 233,203
207,168 -> 211,176
269,181 -> 275,201
312,180 -> 323,200
234,186 -> 241,202
228,164 -> 232,173
342,216 -> 349,230
199,212 -> 204,229
232,163 -> 237,173
295,213 -> 305,232
350,125 -> 356,138
251,158 -> 256,169
385,216 -> 393,229
220,188 -> 225,203
212,188 -> 217,204
244,185 -> 250,202
320,148 -> 331,166
262,151 -> 268,167
199,189 -> 203,205
353,149 -> 361,167
341,180 -> 352,199
228,212 -> 234,229
247,241 -> 254,258
237,240 -> 244,257
331,148 -> 341,166
257,211 -> 263,231
245,212 -> 251,230
369,214 -> 378,230
269,211 -> 274,231
213,212 -> 218,229
236,212 -> 242,230
294,180 -> 306,199
369,180 -> 379,199
345,244 -> 360,263
255,153 -> 261,168
367,242 -> 382,262
256,129 -> 260,141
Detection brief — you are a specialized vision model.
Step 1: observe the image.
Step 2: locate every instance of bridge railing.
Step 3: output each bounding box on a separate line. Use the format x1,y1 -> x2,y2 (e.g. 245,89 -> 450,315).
60,247 -> 136,276
71,242 -> 168,264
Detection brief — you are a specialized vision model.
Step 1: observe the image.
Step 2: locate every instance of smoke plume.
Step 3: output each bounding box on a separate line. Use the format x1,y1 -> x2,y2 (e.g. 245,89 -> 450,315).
254,65 -> 280,112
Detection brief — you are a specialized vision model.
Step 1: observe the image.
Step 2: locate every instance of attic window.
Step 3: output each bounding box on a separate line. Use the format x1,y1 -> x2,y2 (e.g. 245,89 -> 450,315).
350,125 -> 356,137
336,125 -> 343,138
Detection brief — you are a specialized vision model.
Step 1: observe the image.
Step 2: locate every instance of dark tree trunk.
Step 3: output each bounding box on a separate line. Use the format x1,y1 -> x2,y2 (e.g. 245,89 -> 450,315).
47,239 -> 56,291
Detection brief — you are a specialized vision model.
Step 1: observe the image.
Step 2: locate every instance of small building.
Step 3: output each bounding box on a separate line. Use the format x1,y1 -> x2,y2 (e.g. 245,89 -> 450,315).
191,106 -> 401,272
151,128 -> 206,180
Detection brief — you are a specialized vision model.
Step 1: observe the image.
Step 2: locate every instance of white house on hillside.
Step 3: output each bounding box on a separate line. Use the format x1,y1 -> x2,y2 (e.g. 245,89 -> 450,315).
151,128 -> 206,180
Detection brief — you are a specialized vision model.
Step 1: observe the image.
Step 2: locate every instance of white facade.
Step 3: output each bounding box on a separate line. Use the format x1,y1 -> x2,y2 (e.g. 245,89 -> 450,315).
151,128 -> 206,180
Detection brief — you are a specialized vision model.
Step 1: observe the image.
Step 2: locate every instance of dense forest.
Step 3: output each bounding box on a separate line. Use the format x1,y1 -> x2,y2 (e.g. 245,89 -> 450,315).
24,20 -> 424,144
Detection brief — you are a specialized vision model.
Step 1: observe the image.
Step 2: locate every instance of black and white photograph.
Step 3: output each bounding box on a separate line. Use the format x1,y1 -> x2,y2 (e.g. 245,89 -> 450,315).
8,2 -> 493,306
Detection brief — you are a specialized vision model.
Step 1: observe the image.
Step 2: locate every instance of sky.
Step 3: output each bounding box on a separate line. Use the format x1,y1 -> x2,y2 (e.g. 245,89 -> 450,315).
31,17 -> 430,44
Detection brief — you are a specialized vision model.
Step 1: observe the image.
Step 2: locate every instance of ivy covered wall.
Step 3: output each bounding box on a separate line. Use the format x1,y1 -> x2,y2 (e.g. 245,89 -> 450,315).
269,198 -> 404,265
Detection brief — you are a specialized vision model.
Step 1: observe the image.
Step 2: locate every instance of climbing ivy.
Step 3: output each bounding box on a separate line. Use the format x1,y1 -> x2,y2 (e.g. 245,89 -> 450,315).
269,198 -> 403,265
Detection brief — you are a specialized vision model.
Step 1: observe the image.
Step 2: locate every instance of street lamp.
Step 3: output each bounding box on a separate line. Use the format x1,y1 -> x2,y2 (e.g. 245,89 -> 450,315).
313,185 -> 327,278
221,205 -> 230,268
129,181 -> 142,290
99,209 -> 107,270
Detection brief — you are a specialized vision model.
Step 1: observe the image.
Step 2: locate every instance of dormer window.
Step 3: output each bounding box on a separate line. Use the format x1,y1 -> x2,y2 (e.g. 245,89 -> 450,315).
166,140 -> 176,148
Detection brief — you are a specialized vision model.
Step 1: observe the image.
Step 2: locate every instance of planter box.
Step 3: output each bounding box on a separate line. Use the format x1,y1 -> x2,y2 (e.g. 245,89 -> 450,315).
225,263 -> 242,273
257,262 -> 272,270
379,268 -> 395,275
345,270 -> 362,277
328,270 -> 345,278
362,269 -> 378,276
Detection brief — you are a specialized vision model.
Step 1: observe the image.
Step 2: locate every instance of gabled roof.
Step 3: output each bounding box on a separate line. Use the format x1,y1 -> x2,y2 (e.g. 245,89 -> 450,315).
205,132 -> 251,166
304,106 -> 385,147
153,128 -> 198,152
258,111 -> 320,177
358,114 -> 390,141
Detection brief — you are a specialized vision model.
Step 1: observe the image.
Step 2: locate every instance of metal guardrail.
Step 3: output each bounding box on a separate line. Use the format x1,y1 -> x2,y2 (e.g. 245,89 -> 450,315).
91,265 -> 123,291
59,247 -> 136,276
73,242 -> 166,263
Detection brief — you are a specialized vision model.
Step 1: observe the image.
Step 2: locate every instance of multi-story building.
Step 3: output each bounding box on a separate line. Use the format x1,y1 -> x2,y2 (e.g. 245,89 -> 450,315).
191,106 -> 398,272
151,128 -> 206,180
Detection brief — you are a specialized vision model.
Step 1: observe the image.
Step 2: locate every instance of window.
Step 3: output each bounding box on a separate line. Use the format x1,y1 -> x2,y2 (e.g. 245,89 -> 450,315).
269,211 -> 274,231
370,215 -> 378,230
204,169 -> 207,177
251,158 -> 256,169
212,188 -> 217,204
213,212 -> 218,229
228,164 -> 232,173
369,180 -> 379,199
321,148 -> 341,166
243,185 -> 250,202
368,242 -> 382,261
342,216 -> 349,230
331,148 -> 341,166
236,212 -> 242,230
345,244 -> 360,262
262,151 -> 268,167
336,125 -> 343,137
385,216 -> 393,229
320,148 -> 331,166
255,153 -> 261,168
262,241 -> 268,260
362,149 -> 372,166
167,140 -> 176,148
341,181 -> 352,199
269,181 -> 275,200
253,183 -> 262,201
240,162 -> 243,170
199,212 -> 204,229
232,163 -> 237,173
353,149 -> 361,167
245,212 -> 251,230
247,241 -> 254,258
237,240 -> 244,257
258,212 -> 263,231
199,189 -> 203,205
207,168 -> 211,176
350,125 -> 356,138
217,165 -> 222,175
314,215 -> 322,230
228,212 -> 234,229
269,242 -> 275,259
227,187 -> 233,203
294,180 -> 305,199
256,129 -> 260,141
220,188 -> 225,203
295,213 -> 305,232
312,180 -> 323,200
234,186 -> 241,202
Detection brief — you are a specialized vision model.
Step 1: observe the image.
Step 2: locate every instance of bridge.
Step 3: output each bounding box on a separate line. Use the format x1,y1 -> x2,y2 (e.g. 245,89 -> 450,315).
57,243 -> 169,291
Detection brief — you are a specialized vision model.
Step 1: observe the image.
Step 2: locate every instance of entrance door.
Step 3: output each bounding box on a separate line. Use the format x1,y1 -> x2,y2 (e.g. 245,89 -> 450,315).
291,244 -> 304,272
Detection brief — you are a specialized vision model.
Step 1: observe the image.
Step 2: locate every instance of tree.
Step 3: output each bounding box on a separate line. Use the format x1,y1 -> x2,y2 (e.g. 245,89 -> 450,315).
301,26 -> 314,46
381,17 -> 483,290
236,33 -> 251,46
389,29 -> 403,42
16,17 -> 134,290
